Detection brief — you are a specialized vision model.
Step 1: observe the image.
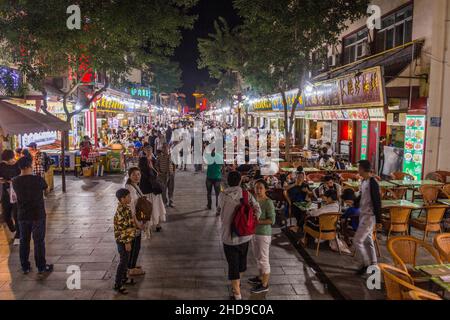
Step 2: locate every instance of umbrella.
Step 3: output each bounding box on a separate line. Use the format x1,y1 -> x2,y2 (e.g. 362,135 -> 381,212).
0,100 -> 70,135
0,100 -> 71,192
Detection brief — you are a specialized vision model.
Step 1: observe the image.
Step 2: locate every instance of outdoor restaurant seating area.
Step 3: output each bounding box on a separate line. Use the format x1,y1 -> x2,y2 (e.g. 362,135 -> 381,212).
240,152 -> 450,300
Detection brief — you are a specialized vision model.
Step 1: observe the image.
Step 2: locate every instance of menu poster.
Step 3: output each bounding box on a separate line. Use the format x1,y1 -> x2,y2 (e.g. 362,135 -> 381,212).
342,109 -> 370,121
403,115 -> 426,180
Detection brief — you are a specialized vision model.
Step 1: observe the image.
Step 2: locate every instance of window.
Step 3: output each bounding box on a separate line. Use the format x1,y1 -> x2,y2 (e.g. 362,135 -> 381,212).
343,29 -> 369,65
376,4 -> 413,52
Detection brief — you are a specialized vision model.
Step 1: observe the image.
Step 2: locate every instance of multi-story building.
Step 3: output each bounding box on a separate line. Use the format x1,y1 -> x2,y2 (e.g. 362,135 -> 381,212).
305,0 -> 449,178
247,0 -> 449,178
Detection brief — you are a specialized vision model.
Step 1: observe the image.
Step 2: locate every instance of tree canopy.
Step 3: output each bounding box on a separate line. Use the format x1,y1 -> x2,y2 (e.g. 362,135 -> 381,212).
198,0 -> 369,154
146,60 -> 183,98
0,0 -> 197,119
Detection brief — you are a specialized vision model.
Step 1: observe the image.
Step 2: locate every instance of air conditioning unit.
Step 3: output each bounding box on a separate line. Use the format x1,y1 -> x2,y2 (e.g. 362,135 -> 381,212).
328,54 -> 340,68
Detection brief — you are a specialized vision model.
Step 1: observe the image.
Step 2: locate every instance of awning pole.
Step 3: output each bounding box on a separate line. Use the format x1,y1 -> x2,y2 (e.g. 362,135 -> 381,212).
61,131 -> 66,193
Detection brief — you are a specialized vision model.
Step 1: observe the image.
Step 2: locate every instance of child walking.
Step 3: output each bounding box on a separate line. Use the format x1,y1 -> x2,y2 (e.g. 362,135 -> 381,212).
113,189 -> 137,294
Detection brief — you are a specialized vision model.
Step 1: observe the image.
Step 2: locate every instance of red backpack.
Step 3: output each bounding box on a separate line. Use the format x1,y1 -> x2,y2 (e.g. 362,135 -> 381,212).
231,190 -> 258,237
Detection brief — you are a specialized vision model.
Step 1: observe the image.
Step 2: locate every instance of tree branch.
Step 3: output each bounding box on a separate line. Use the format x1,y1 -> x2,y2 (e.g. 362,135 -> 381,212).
68,74 -> 109,118
40,89 -> 53,116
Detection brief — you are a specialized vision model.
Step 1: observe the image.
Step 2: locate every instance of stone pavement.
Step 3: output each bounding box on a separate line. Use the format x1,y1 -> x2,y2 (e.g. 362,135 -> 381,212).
0,168 -> 332,300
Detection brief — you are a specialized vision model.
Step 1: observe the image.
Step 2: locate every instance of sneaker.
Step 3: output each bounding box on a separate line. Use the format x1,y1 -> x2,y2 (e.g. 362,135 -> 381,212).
13,238 -> 20,246
251,283 -> 269,294
113,285 -> 129,295
22,268 -> 31,275
38,264 -> 54,274
248,276 -> 262,285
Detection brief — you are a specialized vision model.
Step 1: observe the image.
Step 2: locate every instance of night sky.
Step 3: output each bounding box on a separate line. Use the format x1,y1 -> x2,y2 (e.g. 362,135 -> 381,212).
174,0 -> 240,108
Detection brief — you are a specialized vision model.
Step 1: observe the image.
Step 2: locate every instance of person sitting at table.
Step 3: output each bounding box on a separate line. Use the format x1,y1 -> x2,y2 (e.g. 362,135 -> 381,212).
334,156 -> 347,170
285,174 -> 313,232
319,153 -> 335,170
314,175 -> 342,200
340,189 -> 360,246
300,189 -> 340,246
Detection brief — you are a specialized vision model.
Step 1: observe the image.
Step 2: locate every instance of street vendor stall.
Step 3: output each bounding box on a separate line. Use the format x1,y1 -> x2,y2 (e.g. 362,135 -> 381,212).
0,100 -> 71,192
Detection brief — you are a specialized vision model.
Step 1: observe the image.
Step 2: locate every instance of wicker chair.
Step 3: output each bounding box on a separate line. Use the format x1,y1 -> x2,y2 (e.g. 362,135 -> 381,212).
302,213 -> 341,256
435,171 -> 450,183
425,172 -> 445,183
306,173 -> 325,183
378,263 -> 441,300
410,205 -> 447,241
434,233 -> 450,263
441,184 -> 450,199
417,185 -> 440,206
387,236 -> 443,281
391,172 -> 414,181
407,290 -> 442,300
381,207 -> 414,239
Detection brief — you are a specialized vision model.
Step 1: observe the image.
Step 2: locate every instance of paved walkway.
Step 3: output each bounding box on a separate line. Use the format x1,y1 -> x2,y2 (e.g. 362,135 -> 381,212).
0,169 -> 332,300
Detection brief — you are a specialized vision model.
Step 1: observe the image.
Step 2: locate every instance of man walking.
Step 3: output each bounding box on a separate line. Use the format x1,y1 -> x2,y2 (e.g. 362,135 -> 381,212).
12,156 -> 53,275
218,171 -> 261,300
354,160 -> 382,275
156,143 -> 175,207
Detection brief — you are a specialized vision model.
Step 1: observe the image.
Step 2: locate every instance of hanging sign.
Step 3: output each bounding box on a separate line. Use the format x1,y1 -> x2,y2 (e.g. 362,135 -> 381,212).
360,121 -> 369,160
368,108 -> 386,121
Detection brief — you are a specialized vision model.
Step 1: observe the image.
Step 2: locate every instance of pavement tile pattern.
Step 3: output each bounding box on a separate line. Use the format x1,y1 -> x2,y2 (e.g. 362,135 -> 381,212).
0,169 -> 332,300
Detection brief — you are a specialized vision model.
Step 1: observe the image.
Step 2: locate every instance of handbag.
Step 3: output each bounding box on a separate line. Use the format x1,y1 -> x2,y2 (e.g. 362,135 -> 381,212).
131,185 -> 153,222
149,168 -> 163,195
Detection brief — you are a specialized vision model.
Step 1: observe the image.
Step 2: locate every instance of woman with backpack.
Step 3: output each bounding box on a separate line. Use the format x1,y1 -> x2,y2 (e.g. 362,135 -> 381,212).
138,157 -> 166,233
248,179 -> 275,294
125,167 -> 146,276
217,171 -> 261,300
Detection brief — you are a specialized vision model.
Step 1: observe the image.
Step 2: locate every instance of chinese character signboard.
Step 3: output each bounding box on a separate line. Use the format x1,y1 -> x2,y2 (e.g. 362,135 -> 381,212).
360,121 -> 369,160
250,89 -> 300,112
403,115 -> 426,180
304,66 -> 386,109
303,82 -> 340,108
96,98 -> 125,113
0,66 -> 21,96
129,87 -> 152,100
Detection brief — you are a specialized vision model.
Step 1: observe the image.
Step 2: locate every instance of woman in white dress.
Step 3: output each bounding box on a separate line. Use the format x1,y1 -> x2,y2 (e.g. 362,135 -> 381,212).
138,156 -> 166,233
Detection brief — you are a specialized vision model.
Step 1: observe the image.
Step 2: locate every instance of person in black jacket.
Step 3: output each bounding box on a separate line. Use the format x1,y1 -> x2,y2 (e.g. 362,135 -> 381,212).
354,160 -> 382,276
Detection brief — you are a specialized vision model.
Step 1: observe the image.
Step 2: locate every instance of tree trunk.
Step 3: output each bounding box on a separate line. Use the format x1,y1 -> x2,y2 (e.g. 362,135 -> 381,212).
280,91 -> 290,161
62,96 -> 71,151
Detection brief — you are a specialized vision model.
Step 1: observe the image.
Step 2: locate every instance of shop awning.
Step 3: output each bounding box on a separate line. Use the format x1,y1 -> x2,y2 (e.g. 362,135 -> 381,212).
0,100 -> 71,135
313,41 -> 423,84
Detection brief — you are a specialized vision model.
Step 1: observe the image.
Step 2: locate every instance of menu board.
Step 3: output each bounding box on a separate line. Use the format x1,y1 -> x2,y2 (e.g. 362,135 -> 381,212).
403,115 -> 426,180
368,108 -> 386,121
342,109 -> 370,121
360,121 -> 369,160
